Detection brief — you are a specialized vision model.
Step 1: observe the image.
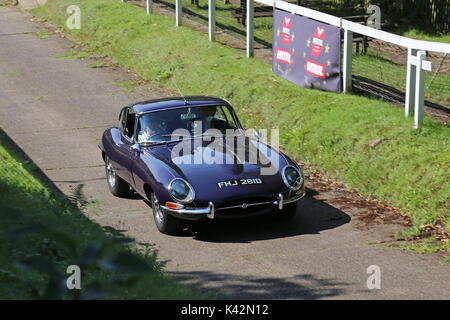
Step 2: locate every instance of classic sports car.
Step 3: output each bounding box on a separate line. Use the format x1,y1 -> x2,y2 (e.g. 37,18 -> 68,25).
99,96 -> 305,234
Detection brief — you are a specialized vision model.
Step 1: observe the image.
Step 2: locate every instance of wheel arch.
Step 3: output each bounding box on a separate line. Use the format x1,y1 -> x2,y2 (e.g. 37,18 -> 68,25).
143,183 -> 154,201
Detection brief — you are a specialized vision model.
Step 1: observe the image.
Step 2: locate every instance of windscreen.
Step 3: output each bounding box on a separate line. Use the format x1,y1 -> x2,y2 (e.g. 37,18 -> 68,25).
136,105 -> 241,144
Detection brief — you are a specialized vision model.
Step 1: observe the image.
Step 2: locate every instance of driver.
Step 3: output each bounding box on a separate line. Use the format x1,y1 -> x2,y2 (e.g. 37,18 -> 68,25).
138,114 -> 165,142
201,106 -> 232,132
202,106 -> 217,130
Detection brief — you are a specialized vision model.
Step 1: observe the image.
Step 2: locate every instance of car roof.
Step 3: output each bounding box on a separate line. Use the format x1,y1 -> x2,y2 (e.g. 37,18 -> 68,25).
130,96 -> 231,114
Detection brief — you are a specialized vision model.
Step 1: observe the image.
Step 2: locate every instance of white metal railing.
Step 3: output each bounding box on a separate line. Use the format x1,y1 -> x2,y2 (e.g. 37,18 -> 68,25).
257,0 -> 450,53
140,0 -> 448,128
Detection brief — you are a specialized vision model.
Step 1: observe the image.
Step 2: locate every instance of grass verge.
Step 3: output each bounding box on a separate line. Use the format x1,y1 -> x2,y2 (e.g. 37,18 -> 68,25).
0,131 -> 212,299
32,0 -> 450,252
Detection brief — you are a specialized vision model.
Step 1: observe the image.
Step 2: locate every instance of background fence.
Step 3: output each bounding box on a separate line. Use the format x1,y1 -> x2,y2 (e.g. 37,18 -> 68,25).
128,0 -> 450,125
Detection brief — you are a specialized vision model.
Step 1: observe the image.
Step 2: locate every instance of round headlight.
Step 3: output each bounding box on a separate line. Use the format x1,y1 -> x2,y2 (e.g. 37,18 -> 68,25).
282,165 -> 303,191
168,178 -> 195,204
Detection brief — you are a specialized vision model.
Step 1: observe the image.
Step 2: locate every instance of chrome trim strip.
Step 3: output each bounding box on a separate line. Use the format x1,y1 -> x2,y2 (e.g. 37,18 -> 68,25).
284,192 -> 306,204
161,201 -> 215,218
161,204 -> 209,215
216,192 -> 305,212
217,201 -> 273,211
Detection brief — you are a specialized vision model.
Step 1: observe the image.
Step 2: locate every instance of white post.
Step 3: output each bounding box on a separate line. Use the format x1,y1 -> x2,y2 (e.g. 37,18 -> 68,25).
246,0 -> 254,58
414,50 -> 426,129
176,0 -> 182,26
208,0 -> 215,41
343,29 -> 353,93
146,0 -> 152,14
405,48 -> 417,118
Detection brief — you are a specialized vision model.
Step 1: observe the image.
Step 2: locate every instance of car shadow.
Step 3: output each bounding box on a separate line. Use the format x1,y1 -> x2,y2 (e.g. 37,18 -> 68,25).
177,193 -> 351,243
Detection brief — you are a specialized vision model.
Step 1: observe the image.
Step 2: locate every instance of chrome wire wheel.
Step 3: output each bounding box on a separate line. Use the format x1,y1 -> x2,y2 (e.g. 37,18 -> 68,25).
150,193 -> 183,235
106,158 -> 116,187
153,196 -> 164,224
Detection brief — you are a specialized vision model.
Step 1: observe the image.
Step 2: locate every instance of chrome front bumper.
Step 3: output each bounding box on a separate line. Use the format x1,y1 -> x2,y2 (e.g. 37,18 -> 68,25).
161,202 -> 215,220
161,192 -> 306,220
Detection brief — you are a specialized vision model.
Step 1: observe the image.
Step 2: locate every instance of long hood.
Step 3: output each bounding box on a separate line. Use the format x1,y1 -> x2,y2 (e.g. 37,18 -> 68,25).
146,136 -> 289,204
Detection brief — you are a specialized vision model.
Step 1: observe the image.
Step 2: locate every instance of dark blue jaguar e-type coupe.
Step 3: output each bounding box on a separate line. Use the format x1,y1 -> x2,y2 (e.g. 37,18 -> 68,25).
99,96 -> 305,234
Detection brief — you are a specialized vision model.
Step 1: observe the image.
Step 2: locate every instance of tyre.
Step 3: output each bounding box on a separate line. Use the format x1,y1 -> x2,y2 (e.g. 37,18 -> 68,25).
151,193 -> 183,235
105,156 -> 130,197
275,202 -> 298,221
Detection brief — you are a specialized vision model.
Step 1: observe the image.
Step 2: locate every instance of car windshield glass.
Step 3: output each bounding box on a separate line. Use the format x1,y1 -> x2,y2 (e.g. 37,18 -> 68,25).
136,105 -> 241,144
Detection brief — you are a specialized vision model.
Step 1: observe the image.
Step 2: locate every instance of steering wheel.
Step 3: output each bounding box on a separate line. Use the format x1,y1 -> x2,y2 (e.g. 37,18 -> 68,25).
147,131 -> 166,141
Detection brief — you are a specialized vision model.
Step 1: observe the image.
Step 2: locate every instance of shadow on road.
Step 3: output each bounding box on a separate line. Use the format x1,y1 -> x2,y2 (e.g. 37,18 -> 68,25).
169,270 -> 350,299
175,196 -> 351,243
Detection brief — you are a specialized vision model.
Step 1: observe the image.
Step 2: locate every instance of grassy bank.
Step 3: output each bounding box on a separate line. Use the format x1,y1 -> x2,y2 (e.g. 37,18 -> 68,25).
0,132 -> 211,299
32,0 -> 449,251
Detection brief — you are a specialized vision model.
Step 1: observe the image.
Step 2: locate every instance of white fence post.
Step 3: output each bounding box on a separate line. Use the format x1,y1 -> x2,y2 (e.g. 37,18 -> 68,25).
405,48 -> 417,118
176,0 -> 182,26
146,0 -> 152,14
343,29 -> 353,93
246,0 -> 254,58
414,50 -> 426,129
208,0 -> 216,41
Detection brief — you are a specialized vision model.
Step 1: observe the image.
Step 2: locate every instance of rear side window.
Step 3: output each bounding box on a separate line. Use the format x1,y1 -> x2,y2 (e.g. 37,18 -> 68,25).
119,107 -> 127,129
121,107 -> 136,139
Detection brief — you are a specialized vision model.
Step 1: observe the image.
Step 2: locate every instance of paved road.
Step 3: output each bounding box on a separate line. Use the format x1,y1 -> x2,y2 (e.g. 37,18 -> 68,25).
1,5 -> 449,299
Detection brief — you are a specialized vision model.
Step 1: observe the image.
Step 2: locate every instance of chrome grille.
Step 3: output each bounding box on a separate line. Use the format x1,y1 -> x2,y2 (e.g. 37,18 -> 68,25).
217,196 -> 275,211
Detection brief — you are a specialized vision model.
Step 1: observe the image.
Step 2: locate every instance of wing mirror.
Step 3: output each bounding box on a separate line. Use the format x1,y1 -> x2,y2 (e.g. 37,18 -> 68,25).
131,143 -> 141,153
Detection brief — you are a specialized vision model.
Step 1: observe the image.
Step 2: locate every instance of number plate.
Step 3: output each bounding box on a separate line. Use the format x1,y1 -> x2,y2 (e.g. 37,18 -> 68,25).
217,178 -> 263,188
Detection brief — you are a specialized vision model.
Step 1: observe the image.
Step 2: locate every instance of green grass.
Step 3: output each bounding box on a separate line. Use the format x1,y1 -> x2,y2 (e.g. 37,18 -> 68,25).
0,133 -> 212,299
53,49 -> 91,60
352,49 -> 450,108
32,0 -> 450,252
88,61 -> 109,68
402,29 -> 450,43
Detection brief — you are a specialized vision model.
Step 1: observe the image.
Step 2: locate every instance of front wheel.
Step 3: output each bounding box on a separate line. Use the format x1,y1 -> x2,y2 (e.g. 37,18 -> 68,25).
105,156 -> 130,197
275,202 -> 298,221
151,193 -> 183,235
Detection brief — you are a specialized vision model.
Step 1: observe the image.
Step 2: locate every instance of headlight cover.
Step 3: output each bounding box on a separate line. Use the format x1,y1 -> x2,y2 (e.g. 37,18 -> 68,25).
282,165 -> 303,191
168,178 -> 195,204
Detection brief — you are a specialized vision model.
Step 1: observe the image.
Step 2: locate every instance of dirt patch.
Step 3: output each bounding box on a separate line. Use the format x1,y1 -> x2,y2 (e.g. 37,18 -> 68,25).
300,162 -> 411,232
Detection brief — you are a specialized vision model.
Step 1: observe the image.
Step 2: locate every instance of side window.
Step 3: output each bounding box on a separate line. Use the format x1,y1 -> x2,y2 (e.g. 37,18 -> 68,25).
217,106 -> 237,129
119,107 -> 127,130
122,108 -> 136,139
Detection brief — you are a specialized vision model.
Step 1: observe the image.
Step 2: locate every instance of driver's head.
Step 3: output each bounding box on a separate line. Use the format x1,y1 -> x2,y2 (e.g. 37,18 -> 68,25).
203,106 -> 217,118
140,115 -> 158,135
